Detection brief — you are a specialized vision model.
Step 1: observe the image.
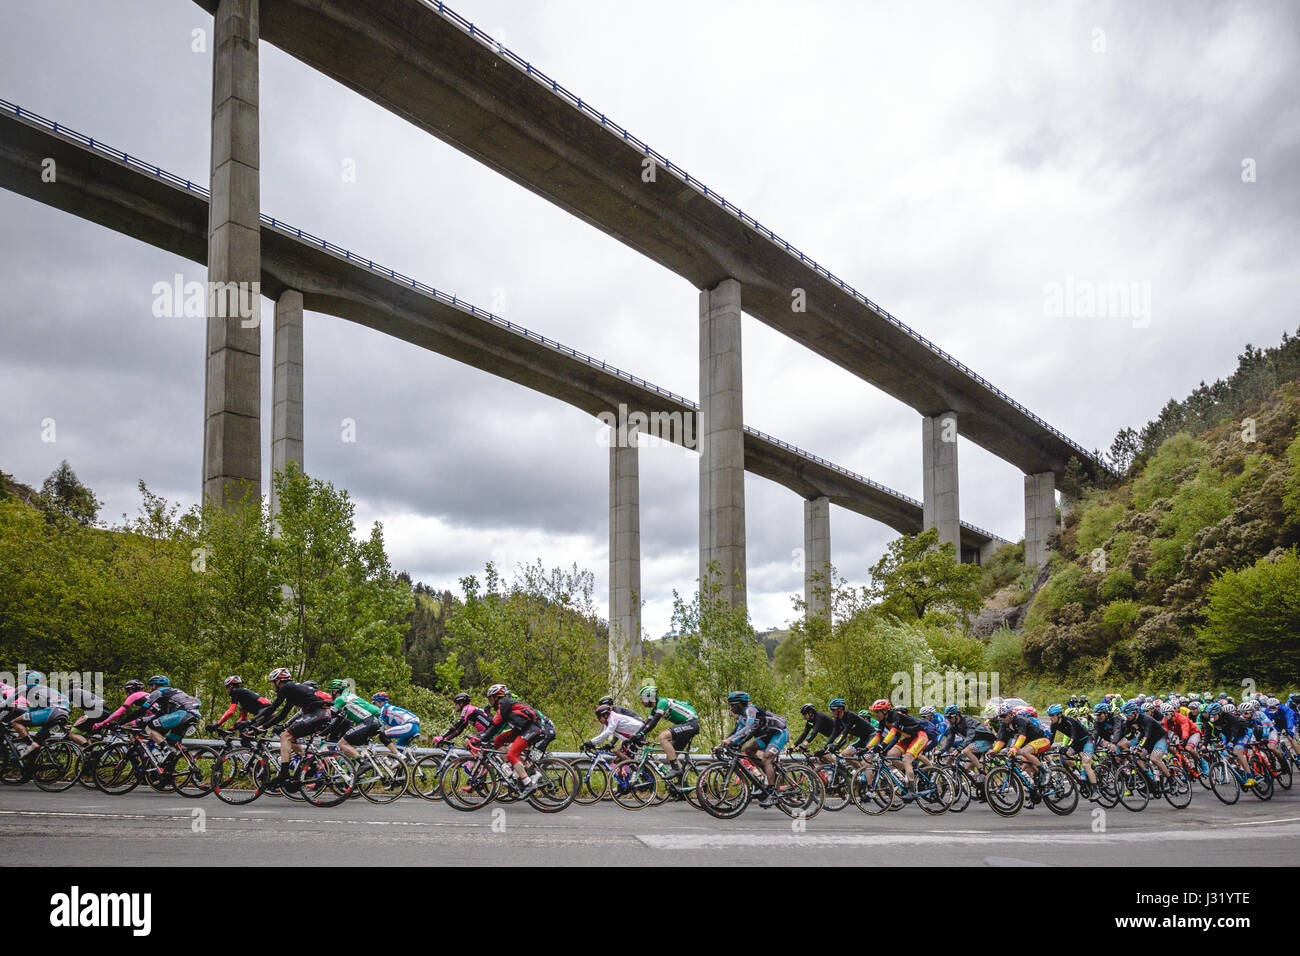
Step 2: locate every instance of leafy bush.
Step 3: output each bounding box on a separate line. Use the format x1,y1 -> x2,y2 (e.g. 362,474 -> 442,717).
1100,600 -> 1140,638
1199,549 -> 1300,685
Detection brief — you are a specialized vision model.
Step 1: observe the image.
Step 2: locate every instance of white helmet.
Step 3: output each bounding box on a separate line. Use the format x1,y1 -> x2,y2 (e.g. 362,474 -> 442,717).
267,666 -> 292,683
919,705 -> 936,718
1221,702 -> 1236,714
1159,702 -> 1175,716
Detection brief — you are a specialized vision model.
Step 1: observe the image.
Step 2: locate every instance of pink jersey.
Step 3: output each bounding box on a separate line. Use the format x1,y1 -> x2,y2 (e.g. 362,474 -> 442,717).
96,690 -> 150,727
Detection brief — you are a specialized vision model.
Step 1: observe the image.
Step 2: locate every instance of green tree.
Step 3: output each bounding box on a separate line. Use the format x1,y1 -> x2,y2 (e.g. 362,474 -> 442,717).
868,528 -> 982,624
40,460 -> 100,526
1199,549 -> 1300,685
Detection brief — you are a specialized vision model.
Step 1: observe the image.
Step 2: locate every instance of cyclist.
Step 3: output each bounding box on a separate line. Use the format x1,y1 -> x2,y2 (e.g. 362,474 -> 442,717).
474,684 -> 546,791
320,680 -> 383,759
944,705 -> 997,779
716,691 -> 788,808
585,703 -> 645,762
866,698 -> 930,798
9,671 -> 70,750
631,684 -> 699,781
90,679 -> 150,735
791,701 -> 837,767
1046,702 -> 1097,792
209,675 -> 271,734
1119,699 -> 1171,788
825,702 -> 878,768
371,692 -> 421,756
433,692 -> 494,746
918,705 -> 950,764
137,675 -> 201,760
1206,702 -> 1256,787
990,700 -> 1051,789
254,666 -> 336,790
1162,700 -> 1201,765
63,678 -> 106,744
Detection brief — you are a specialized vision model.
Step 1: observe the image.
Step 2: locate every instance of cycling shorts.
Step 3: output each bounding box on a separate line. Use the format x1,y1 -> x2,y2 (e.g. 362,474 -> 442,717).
286,708 -> 332,740
1149,738 -> 1169,756
23,707 -> 68,727
343,716 -> 382,745
892,731 -> 928,758
754,729 -> 789,754
965,738 -> 993,754
1185,733 -> 1200,748
669,718 -> 700,751
381,722 -> 420,746
1019,736 -> 1049,755
1070,739 -> 1095,756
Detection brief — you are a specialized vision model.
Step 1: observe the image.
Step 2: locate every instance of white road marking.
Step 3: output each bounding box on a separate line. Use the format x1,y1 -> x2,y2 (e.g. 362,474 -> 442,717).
634,821 -> 1300,850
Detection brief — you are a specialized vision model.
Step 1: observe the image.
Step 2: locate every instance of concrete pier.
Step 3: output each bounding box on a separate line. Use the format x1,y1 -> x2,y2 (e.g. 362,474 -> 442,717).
1025,471 -> 1057,568
203,0 -> 261,508
699,278 -> 746,606
609,426 -> 641,676
270,289 -> 303,516
803,496 -> 831,626
922,411 -> 960,552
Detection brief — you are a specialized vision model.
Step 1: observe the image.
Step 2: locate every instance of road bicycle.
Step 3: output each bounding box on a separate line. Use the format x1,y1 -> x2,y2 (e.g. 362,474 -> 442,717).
849,749 -> 956,816
695,746 -> 823,820
798,746 -> 852,812
439,742 -> 577,813
981,749 -> 1078,817
90,726 -> 213,797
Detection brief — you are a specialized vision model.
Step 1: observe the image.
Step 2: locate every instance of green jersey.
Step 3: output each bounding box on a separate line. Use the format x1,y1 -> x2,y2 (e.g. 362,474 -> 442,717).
332,691 -> 380,724
650,697 -> 697,725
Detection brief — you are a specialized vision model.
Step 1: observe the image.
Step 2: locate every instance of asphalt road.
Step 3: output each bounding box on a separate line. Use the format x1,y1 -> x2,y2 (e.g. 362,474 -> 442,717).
3,783 -> 1298,866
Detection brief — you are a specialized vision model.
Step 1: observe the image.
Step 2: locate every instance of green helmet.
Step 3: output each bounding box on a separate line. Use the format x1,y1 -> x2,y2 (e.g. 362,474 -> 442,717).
639,684 -> 658,706
325,679 -> 349,695
857,709 -> 873,720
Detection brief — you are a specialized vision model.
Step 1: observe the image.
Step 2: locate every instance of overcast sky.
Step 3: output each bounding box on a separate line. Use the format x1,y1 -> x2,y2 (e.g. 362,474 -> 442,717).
2,0 -> 1297,638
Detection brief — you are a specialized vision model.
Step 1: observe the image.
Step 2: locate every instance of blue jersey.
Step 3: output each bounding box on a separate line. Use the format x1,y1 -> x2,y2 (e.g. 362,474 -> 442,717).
378,704 -> 418,729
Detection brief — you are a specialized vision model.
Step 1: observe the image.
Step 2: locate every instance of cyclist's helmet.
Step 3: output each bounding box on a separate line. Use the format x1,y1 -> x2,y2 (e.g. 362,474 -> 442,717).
1160,702 -> 1175,716
325,679 -> 348,695
869,699 -> 891,713
1046,704 -> 1064,717
1094,702 -> 1111,714
123,679 -> 145,693
147,675 -> 169,688
639,684 -> 658,706
1187,699 -> 1201,710
597,695 -> 615,707
829,698 -> 847,711
858,709 -> 875,721
223,675 -> 243,689
944,705 -> 962,717
1267,697 -> 1279,707
268,667 -> 292,683
23,671 -> 44,687
1220,702 -> 1236,714
487,683 -> 509,701
595,704 -> 612,720
1067,696 -> 1079,708
999,701 -> 1016,717
726,691 -> 751,705
371,692 -> 389,705
799,703 -> 816,718
1121,701 -> 1139,715
919,705 -> 936,719
1205,703 -> 1223,717
452,693 -> 471,707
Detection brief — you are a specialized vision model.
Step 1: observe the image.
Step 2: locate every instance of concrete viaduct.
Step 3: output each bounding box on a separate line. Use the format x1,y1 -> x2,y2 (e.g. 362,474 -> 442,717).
2,0 -> 1105,663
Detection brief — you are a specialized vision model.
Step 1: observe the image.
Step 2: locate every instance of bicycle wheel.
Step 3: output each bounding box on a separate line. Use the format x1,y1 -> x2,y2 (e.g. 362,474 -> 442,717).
212,749 -> 269,805
1247,758 -> 1273,800
945,765 -> 973,813
570,758 -> 610,805
356,752 -> 409,804
1162,765 -> 1193,809
527,757 -> 578,813
92,742 -> 141,795
610,763 -> 658,810
914,767 -> 953,816
173,745 -> 217,798
776,764 -> 824,819
440,756 -> 498,810
1116,767 -> 1150,811
695,763 -> 750,820
849,766 -> 895,815
297,752 -> 353,807
77,741 -> 106,788
409,752 -> 446,801
1040,766 -> 1079,816
1268,750 -> 1292,791
32,740 -> 80,793
1091,766 -> 1120,808
983,767 -> 1025,817
1209,760 -> 1240,805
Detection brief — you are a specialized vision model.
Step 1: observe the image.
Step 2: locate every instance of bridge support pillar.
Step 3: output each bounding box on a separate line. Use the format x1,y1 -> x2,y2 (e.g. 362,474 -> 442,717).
609,426 -> 641,682
270,289 -> 303,518
203,0 -> 262,508
803,496 -> 831,627
699,278 -> 746,607
922,411 -> 961,552
1025,471 -> 1057,568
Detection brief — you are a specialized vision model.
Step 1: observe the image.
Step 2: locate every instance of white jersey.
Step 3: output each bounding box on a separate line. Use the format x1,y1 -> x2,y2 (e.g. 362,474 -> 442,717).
591,712 -> 644,746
